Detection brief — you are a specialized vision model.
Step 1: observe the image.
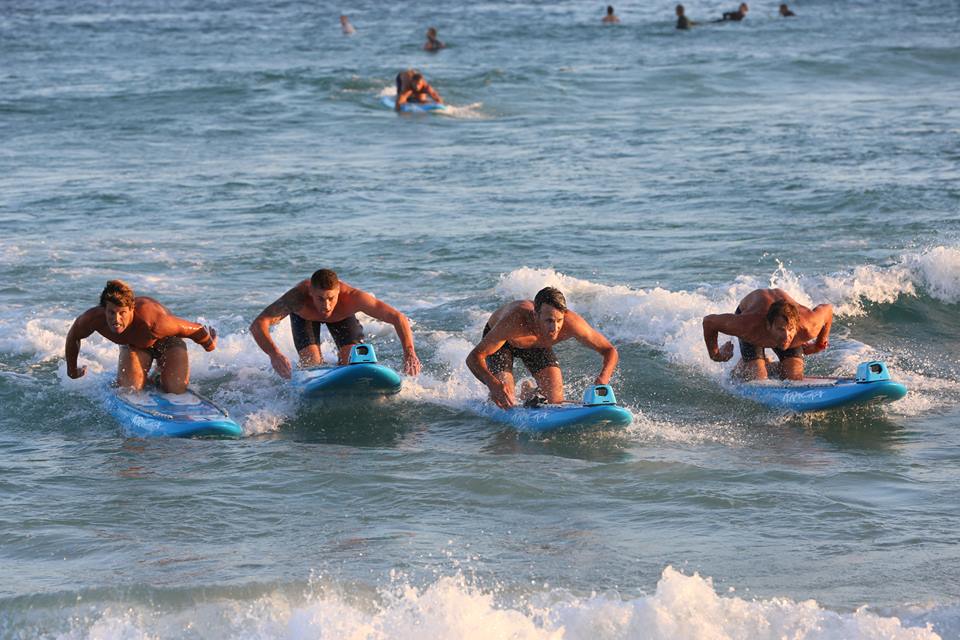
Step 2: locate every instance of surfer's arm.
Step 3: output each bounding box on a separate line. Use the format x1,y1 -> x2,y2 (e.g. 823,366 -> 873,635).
354,294 -> 421,376
249,288 -> 302,378
426,84 -> 443,103
466,328 -> 516,408
395,90 -> 413,110
153,314 -> 217,352
702,314 -> 738,362
569,313 -> 618,384
64,311 -> 97,378
803,304 -> 833,355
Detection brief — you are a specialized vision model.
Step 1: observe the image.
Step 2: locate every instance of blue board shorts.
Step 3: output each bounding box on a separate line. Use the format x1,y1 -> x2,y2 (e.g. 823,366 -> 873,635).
482,324 -> 559,376
291,313 -> 364,351
735,306 -> 803,361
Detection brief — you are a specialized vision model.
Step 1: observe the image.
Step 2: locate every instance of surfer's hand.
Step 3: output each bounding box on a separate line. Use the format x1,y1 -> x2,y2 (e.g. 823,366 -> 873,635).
803,340 -> 828,355
403,351 -> 421,376
68,365 -> 87,379
491,382 -> 515,409
203,326 -> 217,352
712,341 -> 734,362
270,353 -> 292,379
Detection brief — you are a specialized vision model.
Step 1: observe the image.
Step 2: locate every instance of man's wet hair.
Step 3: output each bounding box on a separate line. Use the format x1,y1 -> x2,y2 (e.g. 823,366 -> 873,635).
411,72 -> 424,84
534,287 -> 568,313
100,280 -> 136,308
766,300 -> 799,327
311,269 -> 340,290
607,5 -> 615,15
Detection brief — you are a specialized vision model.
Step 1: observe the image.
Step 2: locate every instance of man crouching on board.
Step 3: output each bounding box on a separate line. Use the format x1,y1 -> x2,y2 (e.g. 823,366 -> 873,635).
466,287 -> 618,409
702,288 -> 833,381
64,280 -> 217,394
250,269 -> 421,378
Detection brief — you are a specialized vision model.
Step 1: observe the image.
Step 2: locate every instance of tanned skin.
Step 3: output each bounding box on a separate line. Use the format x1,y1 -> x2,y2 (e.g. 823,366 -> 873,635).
466,301 -> 618,409
65,297 -> 216,394
395,70 -> 443,111
702,288 -> 833,381
249,280 -> 421,379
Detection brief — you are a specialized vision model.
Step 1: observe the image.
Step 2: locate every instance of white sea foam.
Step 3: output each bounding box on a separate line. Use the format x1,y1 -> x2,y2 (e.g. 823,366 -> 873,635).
41,566 -> 941,640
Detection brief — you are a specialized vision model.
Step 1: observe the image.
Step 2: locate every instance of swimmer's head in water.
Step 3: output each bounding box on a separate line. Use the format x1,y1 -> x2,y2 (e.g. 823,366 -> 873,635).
533,287 -> 567,340
426,27 -> 437,38
739,2 -> 749,13
340,15 -> 349,25
766,300 -> 799,350
779,3 -> 790,15
607,5 -> 615,15
676,4 -> 686,16
309,269 -> 341,317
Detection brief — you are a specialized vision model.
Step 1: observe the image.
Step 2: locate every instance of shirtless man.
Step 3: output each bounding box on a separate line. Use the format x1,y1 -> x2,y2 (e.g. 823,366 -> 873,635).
702,288 -> 833,381
395,69 -> 443,111
423,27 -> 445,51
779,4 -> 796,17
466,287 -> 618,409
602,6 -> 621,24
676,4 -> 697,29
64,280 -> 217,394
249,269 -> 421,378
718,2 -> 749,21
340,15 -> 356,35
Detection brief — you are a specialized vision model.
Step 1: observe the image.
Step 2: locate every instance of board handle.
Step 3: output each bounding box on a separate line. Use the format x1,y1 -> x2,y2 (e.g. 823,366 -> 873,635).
855,361 -> 891,383
583,384 -> 618,406
348,344 -> 378,365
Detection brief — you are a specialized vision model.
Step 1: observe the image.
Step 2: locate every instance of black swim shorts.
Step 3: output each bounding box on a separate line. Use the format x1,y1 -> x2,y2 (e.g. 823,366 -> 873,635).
482,324 -> 560,376
291,313 -> 365,351
734,306 -> 803,361
123,336 -> 187,363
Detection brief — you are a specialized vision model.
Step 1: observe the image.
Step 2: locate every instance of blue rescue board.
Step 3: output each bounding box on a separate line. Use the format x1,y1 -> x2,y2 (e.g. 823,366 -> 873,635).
470,385 -> 634,434
292,344 -> 402,398
381,96 -> 447,113
730,361 -> 908,412
107,388 -> 243,438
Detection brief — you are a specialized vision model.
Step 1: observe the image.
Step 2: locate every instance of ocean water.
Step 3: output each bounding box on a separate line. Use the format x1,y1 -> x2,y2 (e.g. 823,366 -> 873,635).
2,0 -> 959,637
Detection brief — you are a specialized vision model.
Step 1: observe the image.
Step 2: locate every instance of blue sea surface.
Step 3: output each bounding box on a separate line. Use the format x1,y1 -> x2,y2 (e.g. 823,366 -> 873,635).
1,0 -> 959,637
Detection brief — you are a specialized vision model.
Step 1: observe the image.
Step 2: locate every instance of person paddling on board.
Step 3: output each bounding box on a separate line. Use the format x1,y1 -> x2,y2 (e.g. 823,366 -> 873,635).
702,289 -> 833,381
715,2 -> 749,21
64,280 -> 217,394
602,6 -> 621,24
676,4 -> 697,29
250,269 -> 421,378
394,69 -> 443,111
423,27 -> 446,51
466,287 -> 619,409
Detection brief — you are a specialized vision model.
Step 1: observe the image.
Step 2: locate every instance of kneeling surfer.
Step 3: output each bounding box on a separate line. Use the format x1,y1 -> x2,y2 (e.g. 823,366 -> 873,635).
702,288 -> 833,381
64,280 -> 217,394
395,69 -> 443,111
250,269 -> 421,378
466,287 -> 618,409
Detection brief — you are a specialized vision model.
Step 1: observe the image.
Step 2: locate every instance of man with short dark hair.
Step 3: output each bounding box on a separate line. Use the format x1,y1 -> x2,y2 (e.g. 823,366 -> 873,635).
779,4 -> 796,17
395,69 -> 443,111
466,287 -> 619,408
423,27 -> 446,51
702,288 -> 833,380
676,4 -> 697,29
602,6 -> 621,24
64,280 -> 217,393
719,2 -> 749,21
249,270 -> 421,378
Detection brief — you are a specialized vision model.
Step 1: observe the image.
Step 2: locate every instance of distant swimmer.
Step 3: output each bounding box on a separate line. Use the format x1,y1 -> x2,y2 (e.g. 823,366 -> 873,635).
717,2 -> 749,21
602,6 -> 621,24
394,69 -> 443,112
250,269 -> 421,378
466,287 -> 618,409
340,15 -> 356,35
702,288 -> 834,381
64,280 -> 217,394
423,27 -> 446,51
676,4 -> 697,29
779,3 -> 796,17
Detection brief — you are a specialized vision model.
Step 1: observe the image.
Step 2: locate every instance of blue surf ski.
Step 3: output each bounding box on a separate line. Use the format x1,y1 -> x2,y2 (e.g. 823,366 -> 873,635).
469,384 -> 634,434
292,344 -> 402,398
381,95 -> 447,113
107,387 -> 243,438
729,361 -> 908,412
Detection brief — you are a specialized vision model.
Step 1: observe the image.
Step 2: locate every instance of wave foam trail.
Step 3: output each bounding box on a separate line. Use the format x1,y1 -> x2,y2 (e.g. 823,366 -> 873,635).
32,567 -> 941,639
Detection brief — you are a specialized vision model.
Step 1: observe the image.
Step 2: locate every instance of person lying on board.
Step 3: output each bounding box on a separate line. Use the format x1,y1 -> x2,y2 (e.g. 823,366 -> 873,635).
702,288 -> 833,381
250,269 -> 421,378
779,4 -> 796,17
716,2 -> 749,21
423,27 -> 446,51
64,280 -> 217,394
395,69 -> 443,111
676,4 -> 697,29
466,287 -> 619,409
602,6 -> 621,24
